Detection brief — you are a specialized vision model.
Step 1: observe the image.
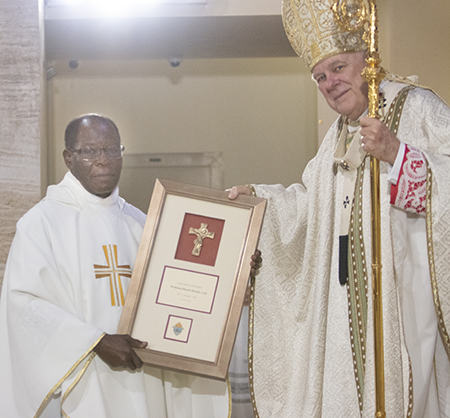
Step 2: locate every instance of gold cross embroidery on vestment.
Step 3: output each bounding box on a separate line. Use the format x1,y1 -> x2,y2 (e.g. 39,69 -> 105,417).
94,244 -> 132,307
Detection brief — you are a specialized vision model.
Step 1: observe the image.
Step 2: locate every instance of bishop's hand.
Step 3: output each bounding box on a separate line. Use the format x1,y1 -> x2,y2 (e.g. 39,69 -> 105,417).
227,184 -> 253,200
250,249 -> 262,278
359,116 -> 400,165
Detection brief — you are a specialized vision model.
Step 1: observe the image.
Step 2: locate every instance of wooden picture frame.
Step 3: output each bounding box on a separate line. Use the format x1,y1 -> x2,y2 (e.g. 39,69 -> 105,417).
118,179 -> 266,380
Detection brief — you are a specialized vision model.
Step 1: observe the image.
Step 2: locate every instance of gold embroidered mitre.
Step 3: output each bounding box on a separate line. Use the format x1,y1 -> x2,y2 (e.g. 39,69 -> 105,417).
282,0 -> 367,71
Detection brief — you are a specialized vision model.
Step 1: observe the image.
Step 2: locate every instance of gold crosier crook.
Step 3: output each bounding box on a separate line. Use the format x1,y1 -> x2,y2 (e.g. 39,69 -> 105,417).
332,0 -> 386,417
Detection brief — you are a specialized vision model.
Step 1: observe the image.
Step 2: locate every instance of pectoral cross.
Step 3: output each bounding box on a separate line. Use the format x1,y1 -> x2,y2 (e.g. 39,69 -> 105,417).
189,223 -> 215,256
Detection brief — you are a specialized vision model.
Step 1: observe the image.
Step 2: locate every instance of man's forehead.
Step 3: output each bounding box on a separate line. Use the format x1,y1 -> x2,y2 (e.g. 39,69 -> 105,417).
313,55 -> 347,73
80,116 -> 111,131
312,52 -> 363,75
78,118 -> 119,141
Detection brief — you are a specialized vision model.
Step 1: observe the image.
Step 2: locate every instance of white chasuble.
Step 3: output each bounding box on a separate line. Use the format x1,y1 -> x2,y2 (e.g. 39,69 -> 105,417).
0,171 -> 230,418
249,81 -> 450,418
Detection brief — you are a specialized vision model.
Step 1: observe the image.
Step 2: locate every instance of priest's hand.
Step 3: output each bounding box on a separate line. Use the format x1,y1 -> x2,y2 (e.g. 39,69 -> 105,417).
94,333 -> 147,371
360,116 -> 400,165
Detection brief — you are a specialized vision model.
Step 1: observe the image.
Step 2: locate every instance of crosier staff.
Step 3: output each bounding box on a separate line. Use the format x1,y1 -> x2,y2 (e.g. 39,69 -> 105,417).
332,1 -> 386,416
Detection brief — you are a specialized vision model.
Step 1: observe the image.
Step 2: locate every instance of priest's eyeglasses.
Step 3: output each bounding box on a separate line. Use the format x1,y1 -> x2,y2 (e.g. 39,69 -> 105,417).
69,145 -> 124,162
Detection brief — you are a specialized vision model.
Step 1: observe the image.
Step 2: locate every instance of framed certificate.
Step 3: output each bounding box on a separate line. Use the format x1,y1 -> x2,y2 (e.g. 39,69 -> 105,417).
118,179 -> 266,380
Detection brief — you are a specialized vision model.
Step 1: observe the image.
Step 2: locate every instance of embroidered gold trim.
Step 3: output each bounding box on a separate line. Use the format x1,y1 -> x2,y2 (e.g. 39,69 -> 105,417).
34,332 -> 105,418
426,168 -> 450,359
345,84 -> 415,416
247,274 -> 260,418
383,86 -> 415,132
407,361 -> 414,417
347,159 -> 368,414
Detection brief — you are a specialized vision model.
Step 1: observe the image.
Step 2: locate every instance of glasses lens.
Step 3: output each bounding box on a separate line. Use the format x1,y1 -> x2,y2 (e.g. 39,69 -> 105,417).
105,145 -> 123,159
78,145 -> 124,161
80,148 -> 100,161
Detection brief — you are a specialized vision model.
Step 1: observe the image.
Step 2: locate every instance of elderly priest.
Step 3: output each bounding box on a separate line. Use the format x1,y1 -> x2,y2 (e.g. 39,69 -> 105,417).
0,114 -> 230,418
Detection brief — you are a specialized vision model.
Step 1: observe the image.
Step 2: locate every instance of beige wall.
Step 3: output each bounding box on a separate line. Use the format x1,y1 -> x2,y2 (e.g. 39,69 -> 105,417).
382,0 -> 450,103
0,0 -> 44,287
48,57 -> 317,192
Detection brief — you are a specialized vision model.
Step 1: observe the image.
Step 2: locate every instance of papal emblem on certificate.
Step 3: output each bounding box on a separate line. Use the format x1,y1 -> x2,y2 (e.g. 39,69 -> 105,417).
118,179 -> 266,380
